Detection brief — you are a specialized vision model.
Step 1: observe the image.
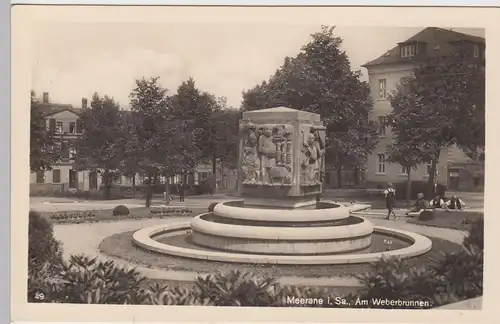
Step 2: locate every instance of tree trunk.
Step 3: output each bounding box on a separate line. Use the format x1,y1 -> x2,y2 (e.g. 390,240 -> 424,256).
164,174 -> 170,206
427,151 -> 440,198
406,168 -> 412,208
353,166 -> 360,186
132,173 -> 136,198
336,167 -> 342,189
145,175 -> 152,208
212,154 -> 217,194
103,169 -> 112,198
221,161 -> 225,189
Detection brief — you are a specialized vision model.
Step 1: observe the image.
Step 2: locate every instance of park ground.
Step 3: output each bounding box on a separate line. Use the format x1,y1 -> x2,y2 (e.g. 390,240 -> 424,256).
29,191 -> 484,309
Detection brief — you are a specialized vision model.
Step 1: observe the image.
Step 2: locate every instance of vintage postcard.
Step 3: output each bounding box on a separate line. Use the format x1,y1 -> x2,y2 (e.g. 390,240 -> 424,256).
11,4 -> 499,323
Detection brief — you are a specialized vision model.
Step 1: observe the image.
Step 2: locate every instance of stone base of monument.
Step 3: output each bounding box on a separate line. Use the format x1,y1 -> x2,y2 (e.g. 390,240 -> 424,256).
189,202 -> 373,255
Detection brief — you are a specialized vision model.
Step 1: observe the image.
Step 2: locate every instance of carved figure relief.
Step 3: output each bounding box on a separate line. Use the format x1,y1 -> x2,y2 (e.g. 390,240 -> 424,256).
241,122 -> 293,185
258,126 -> 277,183
300,126 -> 325,185
241,123 -> 260,183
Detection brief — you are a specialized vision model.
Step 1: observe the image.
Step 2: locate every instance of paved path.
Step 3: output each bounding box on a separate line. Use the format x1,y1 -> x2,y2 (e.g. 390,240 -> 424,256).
52,215 -> 466,288
30,196 -> 233,212
53,217 -> 360,287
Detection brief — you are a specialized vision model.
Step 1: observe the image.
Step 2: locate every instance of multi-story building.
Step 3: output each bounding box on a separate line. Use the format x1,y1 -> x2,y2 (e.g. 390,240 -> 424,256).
30,92 -> 99,194
30,92 -> 237,195
361,27 -> 485,191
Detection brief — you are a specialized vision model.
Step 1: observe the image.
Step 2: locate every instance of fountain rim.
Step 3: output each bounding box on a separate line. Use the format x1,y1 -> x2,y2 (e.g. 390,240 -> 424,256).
190,213 -> 373,241
131,222 -> 433,265
213,200 -> 350,222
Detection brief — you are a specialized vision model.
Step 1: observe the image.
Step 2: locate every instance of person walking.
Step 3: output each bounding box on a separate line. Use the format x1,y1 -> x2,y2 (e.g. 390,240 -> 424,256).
178,181 -> 185,202
384,183 -> 397,220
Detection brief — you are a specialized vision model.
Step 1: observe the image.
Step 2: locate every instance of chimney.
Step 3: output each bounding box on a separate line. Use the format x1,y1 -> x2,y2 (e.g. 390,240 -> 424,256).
82,97 -> 88,109
42,92 -> 49,104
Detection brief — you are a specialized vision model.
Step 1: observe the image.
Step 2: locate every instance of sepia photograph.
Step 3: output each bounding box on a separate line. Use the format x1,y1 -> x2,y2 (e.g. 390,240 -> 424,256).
10,4 -> 496,323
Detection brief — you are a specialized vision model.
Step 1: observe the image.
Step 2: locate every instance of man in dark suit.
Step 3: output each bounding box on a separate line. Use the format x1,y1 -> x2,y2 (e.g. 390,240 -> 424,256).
178,181 -> 185,202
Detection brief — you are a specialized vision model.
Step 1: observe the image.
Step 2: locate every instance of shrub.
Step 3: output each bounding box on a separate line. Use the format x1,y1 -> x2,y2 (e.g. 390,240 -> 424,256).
393,181 -> 446,200
431,245 -> 483,300
354,257 -> 436,309
112,205 -> 130,216
28,211 -> 63,275
463,217 -> 484,250
195,270 -> 280,306
418,210 -> 435,222
208,202 -> 219,212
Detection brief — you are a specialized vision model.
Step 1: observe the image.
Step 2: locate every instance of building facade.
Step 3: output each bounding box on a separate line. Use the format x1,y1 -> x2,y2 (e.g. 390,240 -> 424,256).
30,93 -> 237,195
361,27 -> 485,190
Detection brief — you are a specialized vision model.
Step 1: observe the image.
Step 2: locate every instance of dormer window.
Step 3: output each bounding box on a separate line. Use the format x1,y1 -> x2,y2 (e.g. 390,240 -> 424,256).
401,45 -> 416,58
473,44 -> 480,58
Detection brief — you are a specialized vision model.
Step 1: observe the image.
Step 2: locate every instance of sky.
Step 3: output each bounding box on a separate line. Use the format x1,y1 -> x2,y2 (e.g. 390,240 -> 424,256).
31,24 -> 485,109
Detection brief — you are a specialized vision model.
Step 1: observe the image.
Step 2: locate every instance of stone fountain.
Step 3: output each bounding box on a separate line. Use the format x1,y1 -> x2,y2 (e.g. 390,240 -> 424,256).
132,107 -> 432,264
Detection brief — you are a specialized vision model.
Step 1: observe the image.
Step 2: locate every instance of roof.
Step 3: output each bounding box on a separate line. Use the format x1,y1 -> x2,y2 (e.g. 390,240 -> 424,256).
39,103 -> 82,117
362,27 -> 485,68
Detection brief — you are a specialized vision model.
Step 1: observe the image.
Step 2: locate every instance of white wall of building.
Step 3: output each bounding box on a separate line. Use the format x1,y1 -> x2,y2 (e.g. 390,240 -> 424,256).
365,63 -> 448,186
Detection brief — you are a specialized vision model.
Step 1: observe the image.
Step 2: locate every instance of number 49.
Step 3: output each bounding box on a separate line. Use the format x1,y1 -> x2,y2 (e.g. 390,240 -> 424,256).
34,292 -> 44,300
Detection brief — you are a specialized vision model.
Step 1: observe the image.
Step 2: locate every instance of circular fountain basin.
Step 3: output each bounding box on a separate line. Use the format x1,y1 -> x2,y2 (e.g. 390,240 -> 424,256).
132,223 -> 432,265
190,213 -> 373,254
214,201 -> 350,222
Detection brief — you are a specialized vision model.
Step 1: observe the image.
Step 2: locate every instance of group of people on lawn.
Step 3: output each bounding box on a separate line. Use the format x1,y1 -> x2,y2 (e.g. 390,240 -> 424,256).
384,183 -> 466,220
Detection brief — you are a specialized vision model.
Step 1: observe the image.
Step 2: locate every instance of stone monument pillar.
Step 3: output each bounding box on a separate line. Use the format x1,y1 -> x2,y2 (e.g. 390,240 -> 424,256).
238,107 -> 326,208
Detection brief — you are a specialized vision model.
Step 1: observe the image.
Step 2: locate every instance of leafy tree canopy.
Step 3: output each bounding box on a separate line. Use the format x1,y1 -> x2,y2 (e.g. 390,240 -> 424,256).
241,25 -> 379,177
30,91 -> 59,171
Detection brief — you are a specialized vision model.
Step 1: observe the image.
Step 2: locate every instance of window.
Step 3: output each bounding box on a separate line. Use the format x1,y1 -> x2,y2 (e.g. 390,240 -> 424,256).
378,79 -> 387,99
200,172 -> 208,180
473,44 -> 480,58
61,142 -> 69,160
400,166 -> 410,175
377,116 -> 388,136
52,169 -> 61,183
401,45 -> 416,58
69,147 -> 76,160
49,119 -> 56,133
69,122 -> 76,133
377,154 -> 386,174
56,121 -> 63,133
400,77 -> 412,94
36,170 -> 45,184
425,162 -> 438,176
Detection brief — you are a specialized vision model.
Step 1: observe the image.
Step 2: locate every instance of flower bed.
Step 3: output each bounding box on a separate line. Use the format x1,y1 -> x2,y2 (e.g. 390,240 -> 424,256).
49,211 -> 96,223
43,207 -> 203,224
150,206 -> 193,215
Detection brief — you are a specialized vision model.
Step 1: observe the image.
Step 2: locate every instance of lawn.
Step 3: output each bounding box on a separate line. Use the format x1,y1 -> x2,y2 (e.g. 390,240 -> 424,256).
42,207 -> 207,224
406,210 -> 484,231
99,230 -> 463,279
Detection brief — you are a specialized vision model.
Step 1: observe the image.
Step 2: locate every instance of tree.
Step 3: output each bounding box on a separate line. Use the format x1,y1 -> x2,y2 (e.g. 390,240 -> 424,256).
208,105 -> 240,188
129,77 -> 179,207
170,78 -> 218,192
389,48 -> 485,196
241,25 -> 379,187
30,90 -> 59,171
75,93 -> 125,198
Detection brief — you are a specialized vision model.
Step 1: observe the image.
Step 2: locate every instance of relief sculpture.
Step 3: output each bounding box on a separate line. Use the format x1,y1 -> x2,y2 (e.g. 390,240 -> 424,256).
300,126 -> 325,185
241,122 -> 293,185
241,123 -> 259,184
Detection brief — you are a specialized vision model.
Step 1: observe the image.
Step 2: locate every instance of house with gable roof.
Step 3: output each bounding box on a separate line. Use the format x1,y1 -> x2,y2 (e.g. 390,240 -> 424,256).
360,27 -> 485,191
